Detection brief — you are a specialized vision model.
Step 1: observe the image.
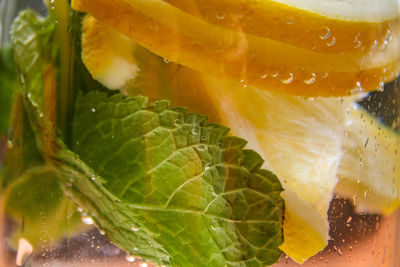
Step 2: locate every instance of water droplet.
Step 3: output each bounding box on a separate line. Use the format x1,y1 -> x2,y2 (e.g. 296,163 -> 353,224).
354,40 -> 362,49
304,73 -> 316,84
6,127 -> 14,149
210,219 -> 223,231
351,82 -> 364,94
163,58 -> 170,64
140,263 -> 148,267
131,225 -> 139,232
377,81 -> 385,92
125,255 -> 136,262
16,238 -> 33,267
200,135 -> 206,142
81,216 -> 94,225
356,177 -> 360,184
77,207 -> 84,213
98,229 -> 105,235
215,12 -> 226,20
239,79 -> 248,88
260,73 -> 268,79
192,126 -> 200,136
318,26 -> 331,40
383,29 -> 392,48
359,155 -> 364,166
269,71 -> 279,78
133,247 -> 138,251
197,144 -> 207,151
173,119 -> 182,127
91,108 -> 96,113
323,72 -> 329,79
285,16 -> 295,25
346,216 -> 353,223
204,163 -> 212,171
280,73 -> 294,84
326,37 -> 336,47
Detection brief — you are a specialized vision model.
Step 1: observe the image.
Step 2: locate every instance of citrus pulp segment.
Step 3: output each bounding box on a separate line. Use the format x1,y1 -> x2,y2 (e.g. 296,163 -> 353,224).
336,106 -> 400,215
72,0 -> 400,97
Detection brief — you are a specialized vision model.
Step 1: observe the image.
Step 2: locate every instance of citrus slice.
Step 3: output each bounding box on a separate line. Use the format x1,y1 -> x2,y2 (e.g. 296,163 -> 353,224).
72,0 -> 400,97
162,0 -> 400,53
336,106 -> 400,215
81,15 -> 139,90
79,16 -> 400,263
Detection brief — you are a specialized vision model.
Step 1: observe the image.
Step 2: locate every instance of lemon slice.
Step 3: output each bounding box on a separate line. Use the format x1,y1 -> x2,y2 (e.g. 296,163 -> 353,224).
163,0 -> 399,53
81,15 -> 139,90
80,15 -> 400,264
72,0 -> 400,97
336,106 -> 400,215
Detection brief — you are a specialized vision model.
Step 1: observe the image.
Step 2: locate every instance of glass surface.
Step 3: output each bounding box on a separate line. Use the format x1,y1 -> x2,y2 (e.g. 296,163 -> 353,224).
0,1 -> 399,267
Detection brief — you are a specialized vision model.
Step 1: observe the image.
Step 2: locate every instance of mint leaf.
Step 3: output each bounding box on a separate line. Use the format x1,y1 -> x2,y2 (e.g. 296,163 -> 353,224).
1,94 -> 80,247
10,9 -> 55,108
1,94 -> 82,248
58,91 -> 284,266
0,47 -> 18,135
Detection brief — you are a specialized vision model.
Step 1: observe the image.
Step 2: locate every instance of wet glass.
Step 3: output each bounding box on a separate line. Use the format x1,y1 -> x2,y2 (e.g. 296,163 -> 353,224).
0,1 -> 399,267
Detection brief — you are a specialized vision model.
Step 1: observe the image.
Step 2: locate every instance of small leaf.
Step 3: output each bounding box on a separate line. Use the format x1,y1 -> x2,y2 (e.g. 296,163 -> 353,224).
55,91 -> 284,267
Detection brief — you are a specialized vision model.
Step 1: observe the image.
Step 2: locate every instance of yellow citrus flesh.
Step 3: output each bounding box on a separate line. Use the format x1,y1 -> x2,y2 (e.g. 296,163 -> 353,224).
81,15 -> 139,90
72,0 -> 400,97
336,107 -> 400,215
80,16 -> 400,264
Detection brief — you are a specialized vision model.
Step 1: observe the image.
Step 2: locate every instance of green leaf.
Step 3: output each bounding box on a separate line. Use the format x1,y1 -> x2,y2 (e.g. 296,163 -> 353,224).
0,47 -> 18,135
56,91 -> 284,267
1,94 -> 82,248
10,9 -> 55,108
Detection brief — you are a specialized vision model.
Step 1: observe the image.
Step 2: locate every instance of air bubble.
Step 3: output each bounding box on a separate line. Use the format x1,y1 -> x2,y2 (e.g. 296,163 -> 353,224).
197,144 -> 207,151
81,216 -> 94,225
354,40 -> 362,49
215,12 -> 226,20
192,126 -> 200,136
285,16 -> 295,25
318,26 -> 331,40
377,81 -> 385,92
280,73 -> 293,84
351,82 -> 364,94
304,73 -> 316,84
204,163 -> 212,171
269,71 -> 279,78
173,119 -> 182,127
125,255 -> 136,262
6,127 -> 14,149
326,37 -> 336,47
91,108 -> 96,113
210,219 -> 223,231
